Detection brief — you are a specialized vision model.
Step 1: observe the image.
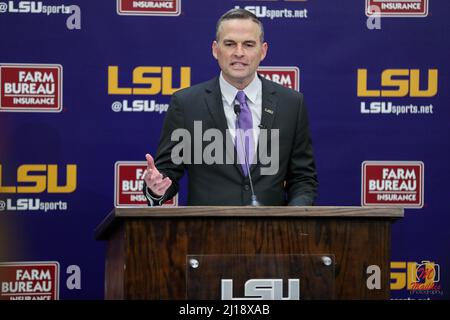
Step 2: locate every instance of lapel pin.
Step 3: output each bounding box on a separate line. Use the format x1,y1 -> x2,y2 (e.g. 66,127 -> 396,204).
264,108 -> 273,115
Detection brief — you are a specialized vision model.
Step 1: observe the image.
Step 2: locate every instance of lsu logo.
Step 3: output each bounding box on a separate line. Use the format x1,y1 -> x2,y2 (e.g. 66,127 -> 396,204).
117,0 -> 181,16
357,69 -> 438,97
0,63 -> 63,112
108,66 -> 191,96
221,278 -> 300,300
391,261 -> 441,292
114,161 -> 178,207
0,164 -> 77,194
258,66 -> 300,91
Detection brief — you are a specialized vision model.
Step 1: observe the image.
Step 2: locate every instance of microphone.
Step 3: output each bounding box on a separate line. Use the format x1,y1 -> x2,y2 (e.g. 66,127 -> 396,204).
234,104 -> 260,206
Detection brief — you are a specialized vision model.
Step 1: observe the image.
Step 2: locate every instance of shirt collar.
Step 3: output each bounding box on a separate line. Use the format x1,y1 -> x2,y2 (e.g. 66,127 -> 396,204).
219,72 -> 261,106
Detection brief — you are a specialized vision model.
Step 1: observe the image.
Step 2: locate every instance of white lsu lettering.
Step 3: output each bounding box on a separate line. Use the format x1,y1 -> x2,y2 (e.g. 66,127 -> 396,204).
221,279 -> 300,300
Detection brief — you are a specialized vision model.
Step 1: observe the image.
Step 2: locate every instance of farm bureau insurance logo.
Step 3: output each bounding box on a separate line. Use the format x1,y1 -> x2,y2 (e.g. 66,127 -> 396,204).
108,65 -> 190,113
257,66 -> 300,91
117,0 -> 181,16
0,262 -> 59,300
115,161 -> 178,207
391,260 -> 443,296
0,164 -> 77,213
366,0 -> 429,17
357,68 -> 438,116
362,161 -> 424,208
0,63 -> 63,112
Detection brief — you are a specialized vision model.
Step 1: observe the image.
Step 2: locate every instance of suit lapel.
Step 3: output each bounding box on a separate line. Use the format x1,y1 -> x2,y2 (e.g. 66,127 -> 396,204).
204,78 -> 242,175
204,77 -> 228,133
259,76 -> 278,131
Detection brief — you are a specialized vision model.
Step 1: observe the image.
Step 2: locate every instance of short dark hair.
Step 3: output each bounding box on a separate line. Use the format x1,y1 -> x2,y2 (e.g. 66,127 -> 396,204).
216,8 -> 264,43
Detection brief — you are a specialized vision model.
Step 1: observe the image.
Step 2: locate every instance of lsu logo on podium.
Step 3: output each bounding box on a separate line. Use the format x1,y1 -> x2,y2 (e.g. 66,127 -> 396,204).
0,63 -> 63,112
114,161 -> 178,207
108,66 -> 191,96
117,0 -> 181,16
357,69 -> 438,98
257,66 -> 300,91
221,278 -> 300,300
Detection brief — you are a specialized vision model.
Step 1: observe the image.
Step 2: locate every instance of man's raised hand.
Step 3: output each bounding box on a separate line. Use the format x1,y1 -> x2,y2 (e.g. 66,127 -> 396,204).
143,153 -> 172,197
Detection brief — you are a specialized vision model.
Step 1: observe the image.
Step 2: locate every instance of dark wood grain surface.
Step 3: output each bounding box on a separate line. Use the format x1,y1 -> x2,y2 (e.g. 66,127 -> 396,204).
96,206 -> 403,240
101,207 -> 400,299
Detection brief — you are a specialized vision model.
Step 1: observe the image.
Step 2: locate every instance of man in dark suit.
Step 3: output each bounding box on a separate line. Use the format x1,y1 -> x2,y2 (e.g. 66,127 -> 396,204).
143,8 -> 318,206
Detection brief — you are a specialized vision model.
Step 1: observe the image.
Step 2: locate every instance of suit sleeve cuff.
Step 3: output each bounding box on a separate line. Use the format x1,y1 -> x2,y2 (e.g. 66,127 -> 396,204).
145,187 -> 165,207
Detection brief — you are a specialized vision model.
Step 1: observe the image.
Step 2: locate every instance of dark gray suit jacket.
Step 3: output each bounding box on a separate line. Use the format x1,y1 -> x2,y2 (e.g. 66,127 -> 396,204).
145,75 -> 318,206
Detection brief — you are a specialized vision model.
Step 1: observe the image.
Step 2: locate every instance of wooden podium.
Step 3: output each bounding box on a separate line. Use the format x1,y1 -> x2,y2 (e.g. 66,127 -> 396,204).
95,206 -> 403,300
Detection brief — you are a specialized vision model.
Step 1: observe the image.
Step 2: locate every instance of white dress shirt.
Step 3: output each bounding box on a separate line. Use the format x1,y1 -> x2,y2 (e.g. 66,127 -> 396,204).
219,72 -> 262,157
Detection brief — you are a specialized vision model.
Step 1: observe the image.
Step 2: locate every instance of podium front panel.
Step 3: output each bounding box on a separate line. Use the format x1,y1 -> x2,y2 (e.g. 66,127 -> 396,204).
186,254 -> 335,300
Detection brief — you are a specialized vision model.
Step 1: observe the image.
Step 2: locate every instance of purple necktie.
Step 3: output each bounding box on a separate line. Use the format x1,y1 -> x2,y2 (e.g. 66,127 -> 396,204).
235,90 -> 254,176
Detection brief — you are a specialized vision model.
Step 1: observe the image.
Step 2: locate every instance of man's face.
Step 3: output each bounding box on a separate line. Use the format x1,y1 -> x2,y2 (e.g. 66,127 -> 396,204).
212,19 -> 268,88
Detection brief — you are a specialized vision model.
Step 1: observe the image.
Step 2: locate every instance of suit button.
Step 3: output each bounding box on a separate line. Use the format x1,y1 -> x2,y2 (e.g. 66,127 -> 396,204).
244,185 -> 250,191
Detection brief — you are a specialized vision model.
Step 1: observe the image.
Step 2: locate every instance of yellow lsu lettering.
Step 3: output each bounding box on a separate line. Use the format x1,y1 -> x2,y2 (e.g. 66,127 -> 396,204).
390,261 -> 438,290
390,262 -> 407,290
357,69 -> 438,97
0,164 -> 77,193
108,66 -> 191,96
